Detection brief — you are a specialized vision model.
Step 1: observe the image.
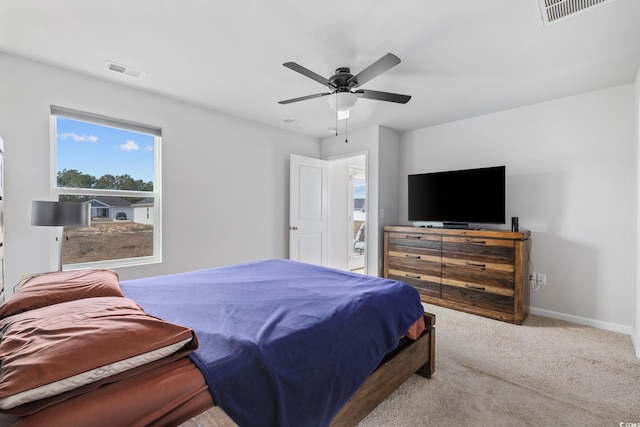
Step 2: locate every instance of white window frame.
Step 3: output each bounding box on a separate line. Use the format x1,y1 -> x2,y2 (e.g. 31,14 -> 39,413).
50,106 -> 162,270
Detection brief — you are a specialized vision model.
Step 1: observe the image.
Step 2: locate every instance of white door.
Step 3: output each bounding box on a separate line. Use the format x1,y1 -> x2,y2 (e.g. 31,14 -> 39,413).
289,154 -> 328,266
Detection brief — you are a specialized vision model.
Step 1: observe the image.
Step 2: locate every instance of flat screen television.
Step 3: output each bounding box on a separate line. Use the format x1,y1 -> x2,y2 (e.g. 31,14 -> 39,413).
408,166 -> 506,227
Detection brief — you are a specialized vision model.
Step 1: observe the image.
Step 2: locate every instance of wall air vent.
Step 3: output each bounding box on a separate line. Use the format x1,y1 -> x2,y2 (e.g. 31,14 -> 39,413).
105,61 -> 146,79
538,0 -> 617,26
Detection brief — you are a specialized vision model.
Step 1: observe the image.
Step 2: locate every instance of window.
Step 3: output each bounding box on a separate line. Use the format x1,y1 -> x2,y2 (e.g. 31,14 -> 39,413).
51,106 -> 161,268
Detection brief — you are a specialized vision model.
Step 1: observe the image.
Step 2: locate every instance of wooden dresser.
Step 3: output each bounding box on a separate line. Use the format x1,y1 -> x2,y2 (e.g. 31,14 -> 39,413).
384,225 -> 531,324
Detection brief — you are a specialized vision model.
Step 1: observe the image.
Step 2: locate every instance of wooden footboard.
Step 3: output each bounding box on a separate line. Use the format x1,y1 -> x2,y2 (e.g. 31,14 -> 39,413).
182,312 -> 436,427
329,312 -> 436,427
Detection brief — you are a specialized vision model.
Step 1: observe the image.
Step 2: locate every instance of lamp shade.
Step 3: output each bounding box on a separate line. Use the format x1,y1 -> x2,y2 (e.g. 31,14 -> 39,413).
31,201 -> 90,227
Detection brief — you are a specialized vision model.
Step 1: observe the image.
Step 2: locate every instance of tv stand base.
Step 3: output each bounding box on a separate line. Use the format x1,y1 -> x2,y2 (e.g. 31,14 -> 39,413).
442,222 -> 469,229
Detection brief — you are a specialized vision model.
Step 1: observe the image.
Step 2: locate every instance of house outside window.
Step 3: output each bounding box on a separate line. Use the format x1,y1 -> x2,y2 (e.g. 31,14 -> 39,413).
51,106 -> 161,268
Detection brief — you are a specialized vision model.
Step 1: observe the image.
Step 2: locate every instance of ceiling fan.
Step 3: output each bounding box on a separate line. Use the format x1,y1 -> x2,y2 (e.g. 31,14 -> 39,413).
278,53 -> 411,107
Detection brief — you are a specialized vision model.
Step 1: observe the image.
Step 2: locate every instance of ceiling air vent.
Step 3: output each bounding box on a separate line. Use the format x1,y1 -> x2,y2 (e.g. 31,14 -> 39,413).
105,61 -> 146,79
538,0 -> 617,26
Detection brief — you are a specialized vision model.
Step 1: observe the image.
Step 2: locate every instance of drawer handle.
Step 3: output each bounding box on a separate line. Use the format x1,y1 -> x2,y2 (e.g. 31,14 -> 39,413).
465,239 -> 486,244
405,274 -> 421,279
405,254 -> 422,259
465,284 -> 486,291
405,235 -> 422,239
465,261 -> 486,268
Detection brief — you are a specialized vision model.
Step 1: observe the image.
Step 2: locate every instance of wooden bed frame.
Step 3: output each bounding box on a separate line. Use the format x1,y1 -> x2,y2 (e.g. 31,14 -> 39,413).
0,314 -> 434,427
0,261 -> 435,427
182,312 -> 436,427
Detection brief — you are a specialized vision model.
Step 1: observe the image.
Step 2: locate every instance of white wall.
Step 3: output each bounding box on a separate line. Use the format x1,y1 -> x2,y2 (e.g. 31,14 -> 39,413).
399,85 -> 636,333
321,125 -> 401,277
634,68 -> 640,357
377,127 -> 401,269
0,53 -> 319,293
133,206 -> 153,225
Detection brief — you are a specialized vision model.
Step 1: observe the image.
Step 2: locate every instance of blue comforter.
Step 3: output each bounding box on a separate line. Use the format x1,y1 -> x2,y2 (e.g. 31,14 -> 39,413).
120,259 -> 423,427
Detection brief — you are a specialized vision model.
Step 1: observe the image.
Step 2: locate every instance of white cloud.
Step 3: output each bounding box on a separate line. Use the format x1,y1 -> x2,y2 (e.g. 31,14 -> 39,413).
59,132 -> 99,142
144,144 -> 154,152
119,140 -> 139,151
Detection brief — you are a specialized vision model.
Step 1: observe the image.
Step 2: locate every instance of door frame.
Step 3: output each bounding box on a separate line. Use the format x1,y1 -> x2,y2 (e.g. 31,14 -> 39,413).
325,151 -> 368,275
348,165 -> 366,271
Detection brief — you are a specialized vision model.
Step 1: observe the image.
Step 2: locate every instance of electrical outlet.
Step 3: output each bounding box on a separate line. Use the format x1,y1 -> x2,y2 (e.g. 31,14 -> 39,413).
529,272 -> 537,287
538,273 -> 547,286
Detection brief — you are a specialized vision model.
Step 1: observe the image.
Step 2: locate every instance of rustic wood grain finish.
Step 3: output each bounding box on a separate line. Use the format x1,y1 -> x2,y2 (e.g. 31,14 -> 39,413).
329,313 -> 435,427
384,226 -> 530,324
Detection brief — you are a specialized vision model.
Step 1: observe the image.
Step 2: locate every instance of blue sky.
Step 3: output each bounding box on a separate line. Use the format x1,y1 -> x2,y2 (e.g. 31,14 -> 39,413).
56,117 -> 155,183
354,179 -> 365,199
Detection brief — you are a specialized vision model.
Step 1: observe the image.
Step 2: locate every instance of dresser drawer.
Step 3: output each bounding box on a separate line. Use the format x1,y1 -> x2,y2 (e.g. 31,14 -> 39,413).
441,282 -> 515,315
387,232 -> 441,252
441,256 -> 515,292
388,251 -> 440,274
442,236 -> 514,264
387,250 -> 441,298
386,233 -> 442,298
440,242 -> 515,314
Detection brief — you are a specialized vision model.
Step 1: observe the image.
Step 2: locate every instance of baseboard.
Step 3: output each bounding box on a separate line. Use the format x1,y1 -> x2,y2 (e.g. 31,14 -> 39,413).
529,307 -> 632,336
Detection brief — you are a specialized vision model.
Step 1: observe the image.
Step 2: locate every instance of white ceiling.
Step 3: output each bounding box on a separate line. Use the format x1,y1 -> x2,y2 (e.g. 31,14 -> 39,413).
1,0 -> 639,138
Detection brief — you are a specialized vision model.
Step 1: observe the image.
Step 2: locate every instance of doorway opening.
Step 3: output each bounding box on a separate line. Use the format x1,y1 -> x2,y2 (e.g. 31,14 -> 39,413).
290,153 -> 367,274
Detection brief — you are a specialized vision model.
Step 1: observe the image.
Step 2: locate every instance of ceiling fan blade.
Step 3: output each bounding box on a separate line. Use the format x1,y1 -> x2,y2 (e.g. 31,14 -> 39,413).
278,92 -> 332,105
347,53 -> 401,88
354,89 -> 411,104
283,62 -> 337,89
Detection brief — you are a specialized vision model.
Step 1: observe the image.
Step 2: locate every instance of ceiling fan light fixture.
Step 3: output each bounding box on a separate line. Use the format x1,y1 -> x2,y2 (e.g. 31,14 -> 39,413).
328,92 -> 357,118
279,53 -> 409,122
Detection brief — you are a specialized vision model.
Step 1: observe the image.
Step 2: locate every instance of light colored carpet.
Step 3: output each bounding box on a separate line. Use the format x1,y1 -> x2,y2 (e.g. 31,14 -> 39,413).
358,304 -> 640,427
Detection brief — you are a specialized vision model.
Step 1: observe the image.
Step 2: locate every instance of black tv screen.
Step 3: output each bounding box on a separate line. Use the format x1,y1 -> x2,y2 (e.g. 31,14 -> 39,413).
408,166 -> 506,225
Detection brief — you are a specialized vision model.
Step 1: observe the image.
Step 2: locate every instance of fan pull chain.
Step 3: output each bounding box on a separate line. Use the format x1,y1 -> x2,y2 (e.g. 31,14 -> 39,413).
332,93 -> 347,142
345,116 -> 348,143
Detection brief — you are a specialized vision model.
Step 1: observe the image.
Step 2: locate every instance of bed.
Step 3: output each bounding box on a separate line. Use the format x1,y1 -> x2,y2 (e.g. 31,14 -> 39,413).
0,259 -> 435,427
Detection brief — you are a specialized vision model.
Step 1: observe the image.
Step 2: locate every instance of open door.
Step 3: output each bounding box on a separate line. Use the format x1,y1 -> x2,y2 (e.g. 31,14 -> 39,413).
289,154 -> 328,266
